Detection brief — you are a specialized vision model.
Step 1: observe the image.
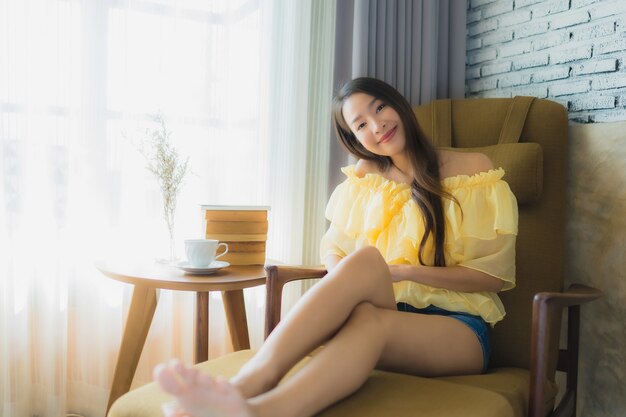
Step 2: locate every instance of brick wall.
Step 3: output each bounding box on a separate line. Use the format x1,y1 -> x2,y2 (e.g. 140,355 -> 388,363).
466,0 -> 626,122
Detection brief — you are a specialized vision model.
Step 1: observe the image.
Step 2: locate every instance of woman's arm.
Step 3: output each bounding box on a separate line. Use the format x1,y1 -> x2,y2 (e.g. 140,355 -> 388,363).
388,264 -> 504,293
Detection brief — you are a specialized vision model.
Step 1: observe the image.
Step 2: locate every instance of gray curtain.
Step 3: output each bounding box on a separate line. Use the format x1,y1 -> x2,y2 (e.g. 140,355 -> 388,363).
335,0 -> 466,104
329,0 -> 467,187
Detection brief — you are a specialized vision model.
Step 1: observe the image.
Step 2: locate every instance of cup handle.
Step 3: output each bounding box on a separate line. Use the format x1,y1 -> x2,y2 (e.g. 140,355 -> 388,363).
215,243 -> 229,260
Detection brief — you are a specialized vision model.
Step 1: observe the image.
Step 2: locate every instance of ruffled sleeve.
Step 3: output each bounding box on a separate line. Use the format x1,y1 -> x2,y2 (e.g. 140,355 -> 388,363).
319,165 -> 412,262
319,223 -> 354,260
442,169 -> 519,290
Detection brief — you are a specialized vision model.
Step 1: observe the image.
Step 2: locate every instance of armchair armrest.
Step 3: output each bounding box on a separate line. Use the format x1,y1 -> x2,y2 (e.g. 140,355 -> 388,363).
529,284 -> 602,417
264,264 -> 327,339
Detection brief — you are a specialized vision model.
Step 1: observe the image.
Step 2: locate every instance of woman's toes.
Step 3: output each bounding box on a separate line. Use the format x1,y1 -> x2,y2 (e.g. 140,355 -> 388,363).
161,400 -> 187,417
154,365 -> 184,396
196,372 -> 215,389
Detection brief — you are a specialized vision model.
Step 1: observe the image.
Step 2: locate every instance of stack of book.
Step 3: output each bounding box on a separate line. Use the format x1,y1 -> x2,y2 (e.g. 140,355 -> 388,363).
202,205 -> 270,265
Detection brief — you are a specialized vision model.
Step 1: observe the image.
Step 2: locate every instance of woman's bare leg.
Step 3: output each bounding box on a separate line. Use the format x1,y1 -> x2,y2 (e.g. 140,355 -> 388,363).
155,301 -> 483,417
154,245 -> 484,416
231,246 -> 397,398
247,302 -> 387,417
247,300 -> 483,417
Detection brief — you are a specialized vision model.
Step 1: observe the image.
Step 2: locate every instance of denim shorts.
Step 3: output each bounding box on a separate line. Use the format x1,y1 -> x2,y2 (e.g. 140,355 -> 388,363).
396,302 -> 491,372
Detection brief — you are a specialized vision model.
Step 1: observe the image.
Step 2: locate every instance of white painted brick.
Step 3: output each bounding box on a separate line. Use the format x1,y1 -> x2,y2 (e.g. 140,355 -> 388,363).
480,89 -> 511,98
467,10 -> 482,24
468,77 -> 499,93
499,40 -> 532,57
570,95 -> 616,111
533,66 -> 571,82
549,80 -> 591,96
592,74 -> 626,90
513,53 -> 550,70
552,97 -> 571,110
514,21 -> 549,39
589,0 -> 626,19
510,84 -> 549,98
595,38 -> 626,54
550,10 -> 591,30
515,0 -> 545,8
468,18 -> 499,36
466,67 -> 482,79
470,0 -> 498,7
568,113 -> 593,123
468,49 -> 498,65
533,0 -> 570,18
482,61 -> 512,76
499,10 -> 532,28
592,109 -> 626,122
466,0 -> 626,123
467,38 -> 482,51
573,59 -> 618,75
533,31 -> 569,50
483,30 -> 514,46
550,45 -> 593,64
482,0 -> 514,19
570,21 -> 616,41
499,72 -> 532,87
571,0 -> 603,8
490,87 -> 513,98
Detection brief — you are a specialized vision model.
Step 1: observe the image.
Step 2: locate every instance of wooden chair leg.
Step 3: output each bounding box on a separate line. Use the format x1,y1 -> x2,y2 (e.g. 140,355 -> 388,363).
106,285 -> 158,414
222,289 -> 250,350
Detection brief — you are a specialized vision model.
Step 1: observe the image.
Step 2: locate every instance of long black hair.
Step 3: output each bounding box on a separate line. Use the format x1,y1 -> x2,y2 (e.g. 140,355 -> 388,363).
332,77 -> 452,267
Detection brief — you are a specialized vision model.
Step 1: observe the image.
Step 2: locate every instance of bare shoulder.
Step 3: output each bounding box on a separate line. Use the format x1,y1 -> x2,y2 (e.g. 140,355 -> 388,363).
466,152 -> 494,173
354,159 -> 381,178
438,150 -> 494,179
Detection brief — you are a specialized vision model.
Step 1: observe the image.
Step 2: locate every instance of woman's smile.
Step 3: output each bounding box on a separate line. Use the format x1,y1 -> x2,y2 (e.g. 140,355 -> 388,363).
378,126 -> 397,144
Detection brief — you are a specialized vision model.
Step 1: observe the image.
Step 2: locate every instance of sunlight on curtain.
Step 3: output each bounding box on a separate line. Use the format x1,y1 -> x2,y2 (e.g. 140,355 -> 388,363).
258,0 -> 335,312
0,0 -> 334,415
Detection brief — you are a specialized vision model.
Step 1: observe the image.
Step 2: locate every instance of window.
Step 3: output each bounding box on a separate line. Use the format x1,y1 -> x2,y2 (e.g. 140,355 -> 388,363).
0,1 -> 274,415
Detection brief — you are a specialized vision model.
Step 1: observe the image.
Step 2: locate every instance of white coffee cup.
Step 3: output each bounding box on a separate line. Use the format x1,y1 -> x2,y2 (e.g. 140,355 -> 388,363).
185,239 -> 229,268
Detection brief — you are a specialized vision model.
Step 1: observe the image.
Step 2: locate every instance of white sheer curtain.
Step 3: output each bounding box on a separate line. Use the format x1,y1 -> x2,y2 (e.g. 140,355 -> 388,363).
0,0 -> 336,416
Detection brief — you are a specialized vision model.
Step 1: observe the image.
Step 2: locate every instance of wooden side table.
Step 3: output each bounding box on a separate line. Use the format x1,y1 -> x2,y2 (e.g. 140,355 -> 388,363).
95,260 -> 266,414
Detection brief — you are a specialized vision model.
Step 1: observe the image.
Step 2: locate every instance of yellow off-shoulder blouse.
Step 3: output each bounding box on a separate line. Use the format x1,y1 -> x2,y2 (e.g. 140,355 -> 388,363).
320,165 -> 519,325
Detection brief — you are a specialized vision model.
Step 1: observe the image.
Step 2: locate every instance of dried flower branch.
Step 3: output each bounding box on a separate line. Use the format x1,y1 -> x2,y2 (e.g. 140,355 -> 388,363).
138,114 -> 189,261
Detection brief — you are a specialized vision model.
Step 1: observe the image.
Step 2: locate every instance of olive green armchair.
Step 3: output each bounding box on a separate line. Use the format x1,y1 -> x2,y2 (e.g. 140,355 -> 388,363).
108,97 -> 601,417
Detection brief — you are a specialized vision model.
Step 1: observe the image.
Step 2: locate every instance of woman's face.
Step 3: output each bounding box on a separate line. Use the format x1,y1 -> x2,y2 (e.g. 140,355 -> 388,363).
341,93 -> 406,158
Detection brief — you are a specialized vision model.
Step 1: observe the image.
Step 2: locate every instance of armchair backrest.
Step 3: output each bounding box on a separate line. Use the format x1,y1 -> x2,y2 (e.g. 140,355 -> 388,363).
414,98 -> 568,373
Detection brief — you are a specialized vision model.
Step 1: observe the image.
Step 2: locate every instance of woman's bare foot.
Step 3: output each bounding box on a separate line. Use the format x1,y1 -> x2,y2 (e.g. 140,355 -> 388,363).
154,360 -> 255,417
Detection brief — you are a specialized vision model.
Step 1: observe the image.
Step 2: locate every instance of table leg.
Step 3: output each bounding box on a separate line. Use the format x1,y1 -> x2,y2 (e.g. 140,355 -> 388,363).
222,289 -> 250,350
106,285 -> 158,414
195,291 -> 209,363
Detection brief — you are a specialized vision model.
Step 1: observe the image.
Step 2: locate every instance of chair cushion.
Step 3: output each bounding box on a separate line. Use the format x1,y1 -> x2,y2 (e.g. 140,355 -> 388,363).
108,350 -> 551,417
440,143 -> 543,205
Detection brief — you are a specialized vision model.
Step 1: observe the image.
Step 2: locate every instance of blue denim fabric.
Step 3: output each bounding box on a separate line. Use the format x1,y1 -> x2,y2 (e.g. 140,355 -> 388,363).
396,302 -> 492,373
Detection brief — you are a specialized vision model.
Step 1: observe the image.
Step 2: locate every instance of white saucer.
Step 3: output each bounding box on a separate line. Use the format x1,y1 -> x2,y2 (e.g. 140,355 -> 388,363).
174,260 -> 230,275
